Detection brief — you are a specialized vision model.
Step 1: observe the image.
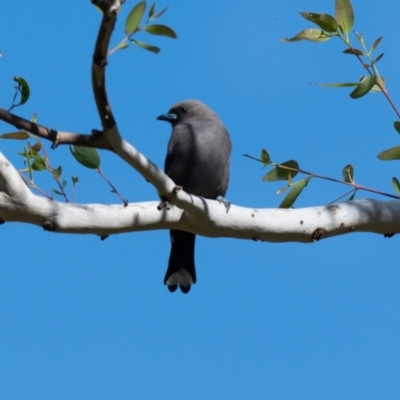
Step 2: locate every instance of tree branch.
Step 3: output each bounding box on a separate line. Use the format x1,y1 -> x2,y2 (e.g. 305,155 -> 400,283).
1,1 -> 399,246
0,152 -> 399,240
0,107 -> 110,149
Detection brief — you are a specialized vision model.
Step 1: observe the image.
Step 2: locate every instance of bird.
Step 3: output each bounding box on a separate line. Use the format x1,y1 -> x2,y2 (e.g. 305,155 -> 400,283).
157,100 -> 232,293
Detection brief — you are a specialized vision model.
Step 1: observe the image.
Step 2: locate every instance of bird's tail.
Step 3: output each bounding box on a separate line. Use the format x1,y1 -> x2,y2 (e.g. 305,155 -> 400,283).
164,230 -> 196,293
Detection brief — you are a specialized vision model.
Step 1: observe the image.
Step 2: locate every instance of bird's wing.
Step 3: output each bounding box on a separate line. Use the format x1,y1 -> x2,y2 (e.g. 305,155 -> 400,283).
164,123 -> 195,185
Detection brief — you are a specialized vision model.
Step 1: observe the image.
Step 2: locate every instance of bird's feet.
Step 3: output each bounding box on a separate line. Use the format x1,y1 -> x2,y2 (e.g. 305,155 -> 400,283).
157,199 -> 170,210
216,196 -> 231,214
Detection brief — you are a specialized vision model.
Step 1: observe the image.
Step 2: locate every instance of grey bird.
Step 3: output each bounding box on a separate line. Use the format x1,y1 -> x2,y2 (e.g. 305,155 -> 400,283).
157,100 -> 232,293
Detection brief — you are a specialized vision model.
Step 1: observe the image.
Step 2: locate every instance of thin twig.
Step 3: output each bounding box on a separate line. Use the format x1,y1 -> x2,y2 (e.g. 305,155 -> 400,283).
243,154 -> 400,200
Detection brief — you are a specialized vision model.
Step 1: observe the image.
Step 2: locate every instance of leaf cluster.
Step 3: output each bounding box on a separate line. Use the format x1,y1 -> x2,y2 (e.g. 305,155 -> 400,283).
111,1 -> 177,55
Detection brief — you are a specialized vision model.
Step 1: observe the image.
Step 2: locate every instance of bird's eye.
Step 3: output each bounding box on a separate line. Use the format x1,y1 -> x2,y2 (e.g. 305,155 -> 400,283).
180,107 -> 187,113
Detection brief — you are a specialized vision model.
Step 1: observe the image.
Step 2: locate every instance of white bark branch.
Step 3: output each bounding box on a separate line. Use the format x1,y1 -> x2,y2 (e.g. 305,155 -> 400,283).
0,1 -> 399,245
0,152 -> 399,242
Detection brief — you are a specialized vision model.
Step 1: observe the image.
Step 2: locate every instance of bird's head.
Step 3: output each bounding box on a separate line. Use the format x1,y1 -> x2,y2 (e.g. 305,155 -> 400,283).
156,100 -> 216,126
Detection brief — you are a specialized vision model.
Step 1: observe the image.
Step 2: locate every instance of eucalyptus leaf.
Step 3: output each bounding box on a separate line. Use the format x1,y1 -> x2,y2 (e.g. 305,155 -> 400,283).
374,53 -> 384,64
261,149 -> 271,165
299,12 -> 338,32
313,82 -> 358,88
13,76 -> 30,105
335,0 -> 354,34
51,189 -> 64,196
281,29 -> 331,43
53,166 -> 62,179
148,3 -> 155,19
31,153 -> 47,171
279,178 -> 310,209
350,76 -> 377,99
131,39 -> 160,53
377,146 -> 400,161
392,177 -> 400,196
342,164 -> 354,183
262,160 -> 299,182
151,6 -> 168,21
343,48 -> 363,55
70,146 -> 100,169
31,142 -> 42,153
0,131 -> 30,140
125,1 -> 146,35
115,42 -> 129,51
348,190 -> 356,201
145,24 -> 177,38
354,31 -> 364,46
371,36 -> 383,53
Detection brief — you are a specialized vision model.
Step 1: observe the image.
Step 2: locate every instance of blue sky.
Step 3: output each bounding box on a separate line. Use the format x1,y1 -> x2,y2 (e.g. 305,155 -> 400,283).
1,0 -> 400,398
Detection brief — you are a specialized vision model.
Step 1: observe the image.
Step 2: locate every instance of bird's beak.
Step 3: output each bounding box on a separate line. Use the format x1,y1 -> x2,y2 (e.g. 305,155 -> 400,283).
156,113 -> 178,122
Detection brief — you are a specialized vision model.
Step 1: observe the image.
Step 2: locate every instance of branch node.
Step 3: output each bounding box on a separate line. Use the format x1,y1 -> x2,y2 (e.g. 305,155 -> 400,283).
51,132 -> 60,149
100,235 -> 109,240
93,54 -> 108,68
311,227 -> 324,242
91,0 -> 124,14
92,129 -> 103,137
384,233 -> 395,238
172,185 -> 182,194
43,219 -> 56,231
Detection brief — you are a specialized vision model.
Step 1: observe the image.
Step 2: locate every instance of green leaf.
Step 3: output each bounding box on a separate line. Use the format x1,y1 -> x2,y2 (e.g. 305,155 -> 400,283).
350,76 -> 377,99
125,1 -> 146,35
62,179 -> 67,188
262,160 -> 299,182
394,121 -> 400,134
51,189 -> 64,196
392,177 -> 400,196
150,6 -> 168,21
72,176 -> 79,185
335,0 -> 354,34
131,39 -> 160,53
348,190 -> 356,201
22,147 -> 33,179
13,76 -> 30,105
31,141 -> 42,153
299,12 -> 338,32
145,24 -> 177,38
148,3 -> 155,19
371,36 -> 383,53
281,29 -> 331,43
370,77 -> 384,93
374,53 -> 384,64
279,178 -> 310,209
261,149 -> 271,165
342,164 -> 354,183
313,82 -> 358,88
31,153 -> 47,171
53,166 -> 62,179
354,31 -> 364,46
0,131 -> 30,140
70,146 -> 100,169
377,146 -> 400,161
343,48 -> 363,55
115,42 -> 129,51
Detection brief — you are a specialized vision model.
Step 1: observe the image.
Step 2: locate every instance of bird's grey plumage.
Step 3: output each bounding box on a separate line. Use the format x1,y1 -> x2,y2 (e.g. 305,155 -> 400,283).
157,100 -> 232,293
